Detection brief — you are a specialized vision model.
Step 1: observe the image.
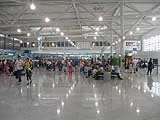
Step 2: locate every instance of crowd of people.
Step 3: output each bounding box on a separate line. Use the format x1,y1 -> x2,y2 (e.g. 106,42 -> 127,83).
125,58 -> 154,75
0,55 -> 155,85
80,58 -> 124,80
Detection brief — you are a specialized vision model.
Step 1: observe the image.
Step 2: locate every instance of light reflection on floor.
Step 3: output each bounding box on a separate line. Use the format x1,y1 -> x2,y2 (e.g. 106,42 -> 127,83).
0,68 -> 160,120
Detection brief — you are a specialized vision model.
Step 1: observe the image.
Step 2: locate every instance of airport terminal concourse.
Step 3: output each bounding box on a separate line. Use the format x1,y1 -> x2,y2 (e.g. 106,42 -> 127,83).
0,0 -> 160,120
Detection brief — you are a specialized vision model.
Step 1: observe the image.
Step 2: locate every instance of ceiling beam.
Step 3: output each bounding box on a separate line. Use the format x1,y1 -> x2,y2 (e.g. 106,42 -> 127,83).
72,0 -> 82,36
124,3 -> 160,36
11,5 -> 29,25
79,4 -> 122,38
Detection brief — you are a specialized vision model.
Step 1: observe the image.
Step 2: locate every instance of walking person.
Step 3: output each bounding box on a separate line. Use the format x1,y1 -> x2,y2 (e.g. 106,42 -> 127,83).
15,55 -> 24,84
147,58 -> 154,75
25,58 -> 32,85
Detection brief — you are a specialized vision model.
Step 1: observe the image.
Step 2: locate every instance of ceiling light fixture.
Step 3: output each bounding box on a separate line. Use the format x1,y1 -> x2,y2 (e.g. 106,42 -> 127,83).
32,43 -> 35,47
52,43 -> 54,46
123,36 -> 125,40
65,37 -> 69,40
56,27 -> 60,32
118,39 -> 121,42
98,16 -> 103,21
129,31 -> 133,35
17,28 -> 21,33
95,31 -> 98,35
112,43 -> 115,45
115,41 -> 118,44
45,17 -> 50,23
60,32 -> 64,36
96,27 -> 100,31
27,42 -> 29,45
94,36 -> 97,40
20,40 -> 23,43
30,3 -> 36,10
152,16 -> 157,21
136,27 -> 140,31
37,37 -> 41,41
27,33 -> 31,37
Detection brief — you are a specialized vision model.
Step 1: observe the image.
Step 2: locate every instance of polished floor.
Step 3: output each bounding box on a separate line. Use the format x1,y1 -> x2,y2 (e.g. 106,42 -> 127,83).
0,68 -> 160,120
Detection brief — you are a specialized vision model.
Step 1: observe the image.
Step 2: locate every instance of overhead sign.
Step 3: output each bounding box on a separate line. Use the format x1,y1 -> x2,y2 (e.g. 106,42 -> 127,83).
124,41 -> 141,51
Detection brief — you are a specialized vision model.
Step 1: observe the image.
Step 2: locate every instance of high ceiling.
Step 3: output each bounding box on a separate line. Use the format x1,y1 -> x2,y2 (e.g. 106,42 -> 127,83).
0,0 -> 160,46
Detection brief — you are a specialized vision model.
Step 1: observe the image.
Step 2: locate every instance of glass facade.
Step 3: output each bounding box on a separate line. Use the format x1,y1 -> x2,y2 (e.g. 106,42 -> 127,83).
143,34 -> 160,51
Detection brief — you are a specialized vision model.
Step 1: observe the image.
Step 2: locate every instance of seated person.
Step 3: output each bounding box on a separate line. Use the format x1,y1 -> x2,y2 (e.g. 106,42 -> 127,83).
93,67 -> 104,80
111,66 -> 123,80
84,65 -> 92,77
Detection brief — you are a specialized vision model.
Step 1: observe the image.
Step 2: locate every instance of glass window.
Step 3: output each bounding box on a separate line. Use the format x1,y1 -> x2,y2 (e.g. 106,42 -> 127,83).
65,42 -> 68,47
143,34 -> 160,51
96,42 -> 99,46
100,41 -> 102,46
57,42 -> 60,47
61,42 -> 64,47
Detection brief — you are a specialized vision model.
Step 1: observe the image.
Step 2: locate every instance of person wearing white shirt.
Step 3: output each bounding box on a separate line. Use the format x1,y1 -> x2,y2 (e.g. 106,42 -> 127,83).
15,55 -> 24,83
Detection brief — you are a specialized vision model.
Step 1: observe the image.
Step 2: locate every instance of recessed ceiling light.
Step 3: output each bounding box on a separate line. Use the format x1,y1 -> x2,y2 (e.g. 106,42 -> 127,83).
30,3 -> 36,10
94,36 -> 97,40
95,31 -> 98,35
68,39 -> 71,42
27,33 -> 31,37
118,39 -> 121,42
123,36 -> 125,40
60,32 -> 64,36
152,16 -> 157,21
27,42 -> 29,45
17,28 -> 21,33
20,40 -> 23,43
112,43 -> 115,45
52,43 -> 54,46
56,27 -> 60,32
45,17 -> 50,23
98,16 -> 103,21
115,41 -> 118,44
136,27 -> 140,31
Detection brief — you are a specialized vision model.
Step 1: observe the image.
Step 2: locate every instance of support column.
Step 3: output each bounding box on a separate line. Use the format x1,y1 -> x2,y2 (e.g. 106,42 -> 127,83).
38,36 -> 42,51
120,1 -> 125,55
12,35 -> 14,50
111,26 -> 113,56
4,35 -> 6,50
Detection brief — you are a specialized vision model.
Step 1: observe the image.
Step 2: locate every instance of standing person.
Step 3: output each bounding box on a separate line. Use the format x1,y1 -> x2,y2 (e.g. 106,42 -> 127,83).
147,58 -> 154,75
15,55 -> 24,83
133,58 -> 138,73
25,58 -> 32,85
68,62 -> 73,76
